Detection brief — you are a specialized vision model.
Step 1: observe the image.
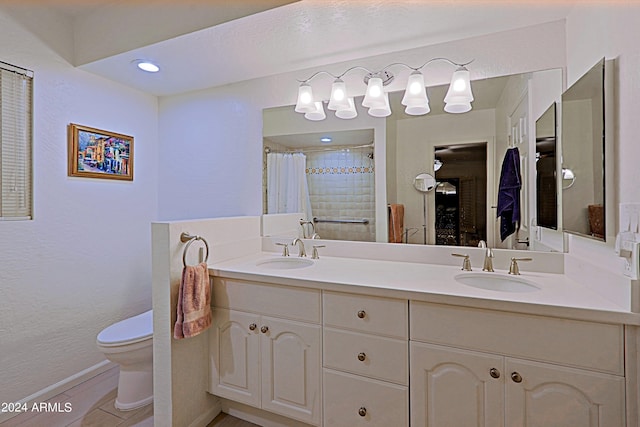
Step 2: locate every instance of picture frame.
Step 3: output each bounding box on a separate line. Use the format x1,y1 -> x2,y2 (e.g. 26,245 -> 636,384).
68,123 -> 133,181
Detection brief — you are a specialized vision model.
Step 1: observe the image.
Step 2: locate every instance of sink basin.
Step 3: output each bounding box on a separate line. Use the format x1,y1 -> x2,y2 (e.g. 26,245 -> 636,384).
454,273 -> 540,293
256,257 -> 314,270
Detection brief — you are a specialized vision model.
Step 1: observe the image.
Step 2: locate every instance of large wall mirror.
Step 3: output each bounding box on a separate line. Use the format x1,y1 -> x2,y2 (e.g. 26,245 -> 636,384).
561,58 -> 606,241
263,68 -> 564,252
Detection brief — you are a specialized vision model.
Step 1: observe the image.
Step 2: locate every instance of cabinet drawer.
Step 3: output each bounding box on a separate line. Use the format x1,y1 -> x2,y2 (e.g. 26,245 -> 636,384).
410,301 -> 624,375
213,278 -> 321,323
324,291 -> 408,338
323,369 -> 408,427
324,328 -> 408,385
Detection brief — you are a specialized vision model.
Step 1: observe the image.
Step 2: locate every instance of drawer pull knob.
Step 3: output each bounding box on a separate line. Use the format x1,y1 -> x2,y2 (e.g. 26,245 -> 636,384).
249,323 -> 257,331
357,352 -> 366,362
489,368 -> 500,379
260,325 -> 269,334
357,310 -> 366,319
358,407 -> 367,417
511,372 -> 523,383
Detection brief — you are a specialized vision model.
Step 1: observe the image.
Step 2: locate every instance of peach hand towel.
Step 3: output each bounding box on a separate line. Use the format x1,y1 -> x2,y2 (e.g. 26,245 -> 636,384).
388,204 -> 405,243
173,262 -> 212,339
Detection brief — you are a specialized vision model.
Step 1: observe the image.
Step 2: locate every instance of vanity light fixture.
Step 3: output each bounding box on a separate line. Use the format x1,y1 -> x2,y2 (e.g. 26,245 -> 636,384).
434,159 -> 443,171
133,60 -> 160,73
294,57 -> 473,120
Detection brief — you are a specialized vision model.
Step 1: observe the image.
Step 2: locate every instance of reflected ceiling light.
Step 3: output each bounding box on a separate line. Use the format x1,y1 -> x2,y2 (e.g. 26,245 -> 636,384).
367,93 -> 391,118
320,137 -> 332,143
436,181 -> 457,195
134,60 -> 160,73
294,58 -> 473,120
304,101 -> 326,121
335,97 -> 358,119
562,168 -> 576,189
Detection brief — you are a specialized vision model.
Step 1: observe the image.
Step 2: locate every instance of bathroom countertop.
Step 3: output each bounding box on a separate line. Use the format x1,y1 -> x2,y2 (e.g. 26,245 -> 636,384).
209,252 -> 640,326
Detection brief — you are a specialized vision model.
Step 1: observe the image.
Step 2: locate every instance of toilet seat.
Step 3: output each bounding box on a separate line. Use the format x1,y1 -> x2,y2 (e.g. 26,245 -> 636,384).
97,310 -> 152,347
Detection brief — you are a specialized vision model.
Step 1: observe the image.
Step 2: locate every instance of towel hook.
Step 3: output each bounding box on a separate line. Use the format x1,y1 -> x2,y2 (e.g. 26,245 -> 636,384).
180,232 -> 209,267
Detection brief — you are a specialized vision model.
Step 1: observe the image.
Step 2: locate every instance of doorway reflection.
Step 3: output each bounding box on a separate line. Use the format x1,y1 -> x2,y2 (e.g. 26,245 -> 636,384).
434,143 -> 487,247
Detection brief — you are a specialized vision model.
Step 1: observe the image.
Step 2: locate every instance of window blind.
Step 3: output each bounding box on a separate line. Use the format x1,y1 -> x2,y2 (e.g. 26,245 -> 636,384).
0,63 -> 33,220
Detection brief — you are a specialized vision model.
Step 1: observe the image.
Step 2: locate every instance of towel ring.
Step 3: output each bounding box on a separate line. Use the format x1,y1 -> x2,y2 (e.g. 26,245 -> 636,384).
180,232 -> 209,267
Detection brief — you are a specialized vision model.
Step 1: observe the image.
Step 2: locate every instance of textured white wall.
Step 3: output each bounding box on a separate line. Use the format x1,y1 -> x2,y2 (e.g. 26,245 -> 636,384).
0,9 -> 158,404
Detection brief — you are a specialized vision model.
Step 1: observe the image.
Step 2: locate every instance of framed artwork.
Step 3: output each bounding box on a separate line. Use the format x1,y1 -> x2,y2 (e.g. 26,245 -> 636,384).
68,123 -> 133,181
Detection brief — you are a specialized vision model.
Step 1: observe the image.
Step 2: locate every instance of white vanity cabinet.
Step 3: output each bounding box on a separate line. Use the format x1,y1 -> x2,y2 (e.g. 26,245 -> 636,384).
410,301 -> 626,427
209,278 -> 322,426
322,291 -> 409,427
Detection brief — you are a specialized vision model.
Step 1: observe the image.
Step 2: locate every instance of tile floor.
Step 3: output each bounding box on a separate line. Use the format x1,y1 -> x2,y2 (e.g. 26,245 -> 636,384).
1,366 -> 255,427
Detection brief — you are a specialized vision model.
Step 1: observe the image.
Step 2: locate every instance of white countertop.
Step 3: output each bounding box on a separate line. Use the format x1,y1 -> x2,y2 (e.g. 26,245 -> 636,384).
210,252 -> 640,325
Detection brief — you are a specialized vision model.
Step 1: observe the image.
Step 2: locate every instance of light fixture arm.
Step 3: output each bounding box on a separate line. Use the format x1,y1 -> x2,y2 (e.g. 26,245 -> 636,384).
297,58 -> 474,83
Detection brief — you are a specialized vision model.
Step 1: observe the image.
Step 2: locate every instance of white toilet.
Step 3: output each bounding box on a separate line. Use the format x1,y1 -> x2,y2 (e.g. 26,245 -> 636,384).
97,310 -> 153,410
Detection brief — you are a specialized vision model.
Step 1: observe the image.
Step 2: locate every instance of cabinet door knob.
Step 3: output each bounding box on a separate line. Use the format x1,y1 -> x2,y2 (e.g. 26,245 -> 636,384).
357,352 -> 366,362
260,325 -> 269,334
357,310 -> 366,319
489,368 -> 500,379
511,372 -> 523,383
249,323 -> 257,331
358,407 -> 367,417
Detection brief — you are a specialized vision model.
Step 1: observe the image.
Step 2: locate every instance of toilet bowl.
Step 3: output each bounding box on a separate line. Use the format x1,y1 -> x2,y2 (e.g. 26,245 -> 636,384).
97,310 -> 153,410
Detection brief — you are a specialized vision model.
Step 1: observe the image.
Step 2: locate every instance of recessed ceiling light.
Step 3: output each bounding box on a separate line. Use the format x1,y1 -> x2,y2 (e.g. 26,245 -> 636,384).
134,60 -> 160,73
320,137 -> 332,143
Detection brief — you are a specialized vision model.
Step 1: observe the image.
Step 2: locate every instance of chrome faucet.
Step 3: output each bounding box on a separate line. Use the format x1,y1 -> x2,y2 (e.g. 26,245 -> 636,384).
292,238 -> 306,257
509,257 -> 532,275
478,240 -> 494,272
451,253 -> 472,271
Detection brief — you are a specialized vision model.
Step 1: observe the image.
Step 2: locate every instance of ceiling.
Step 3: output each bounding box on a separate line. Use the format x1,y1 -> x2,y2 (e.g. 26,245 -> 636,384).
265,129 -> 374,149
6,0 -> 577,96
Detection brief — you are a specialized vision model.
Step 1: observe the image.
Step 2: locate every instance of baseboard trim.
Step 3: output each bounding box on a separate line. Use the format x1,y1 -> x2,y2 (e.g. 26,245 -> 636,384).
187,399 -> 222,427
0,360 -> 116,423
220,399 -> 316,427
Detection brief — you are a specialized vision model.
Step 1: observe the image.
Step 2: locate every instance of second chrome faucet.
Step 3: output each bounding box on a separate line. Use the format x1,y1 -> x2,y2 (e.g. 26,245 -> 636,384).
478,240 -> 494,272
292,238 -> 306,257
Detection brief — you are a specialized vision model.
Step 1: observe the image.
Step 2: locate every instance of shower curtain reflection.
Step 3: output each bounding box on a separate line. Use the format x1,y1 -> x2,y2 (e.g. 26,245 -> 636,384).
266,153 -> 313,223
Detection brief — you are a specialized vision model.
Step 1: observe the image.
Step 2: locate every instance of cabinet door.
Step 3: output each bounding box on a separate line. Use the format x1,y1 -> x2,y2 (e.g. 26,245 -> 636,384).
411,342 -> 504,427
505,358 -> 625,427
260,316 -> 322,426
209,309 -> 261,408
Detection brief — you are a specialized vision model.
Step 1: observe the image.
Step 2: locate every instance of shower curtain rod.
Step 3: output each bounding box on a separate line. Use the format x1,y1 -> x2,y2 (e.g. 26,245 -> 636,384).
265,142 -> 373,154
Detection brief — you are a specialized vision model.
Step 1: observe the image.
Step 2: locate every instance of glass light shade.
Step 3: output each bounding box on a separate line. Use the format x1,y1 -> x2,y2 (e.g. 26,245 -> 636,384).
304,101 -> 326,121
405,103 -> 431,115
327,79 -> 350,111
295,83 -> 315,113
362,77 -> 385,108
335,97 -> 358,119
367,93 -> 391,117
402,71 -> 428,105
444,67 -> 474,114
444,102 -> 472,114
434,159 -> 443,171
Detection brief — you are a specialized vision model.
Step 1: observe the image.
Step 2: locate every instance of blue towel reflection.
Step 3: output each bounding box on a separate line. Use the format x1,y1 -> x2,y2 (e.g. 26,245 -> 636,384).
497,147 -> 521,241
